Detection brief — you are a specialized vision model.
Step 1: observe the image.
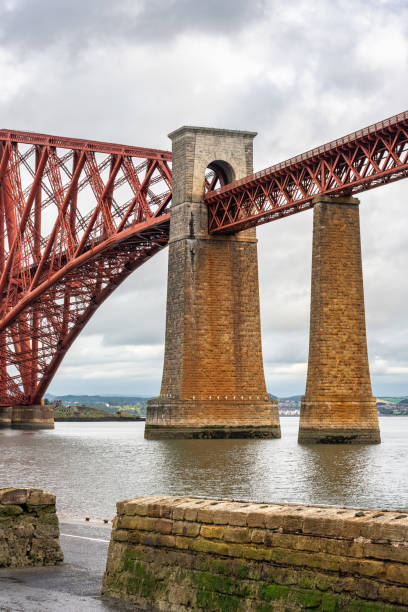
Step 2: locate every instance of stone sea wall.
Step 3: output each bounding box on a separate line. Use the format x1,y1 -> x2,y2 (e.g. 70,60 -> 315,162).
103,495 -> 408,611
0,488 -> 63,567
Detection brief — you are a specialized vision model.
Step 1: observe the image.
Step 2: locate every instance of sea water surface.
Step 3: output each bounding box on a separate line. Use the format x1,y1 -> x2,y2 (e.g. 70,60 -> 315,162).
0,417 -> 407,519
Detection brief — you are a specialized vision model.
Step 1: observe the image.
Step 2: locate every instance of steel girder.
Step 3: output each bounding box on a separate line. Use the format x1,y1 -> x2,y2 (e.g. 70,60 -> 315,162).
0,130 -> 171,406
205,111 -> 408,233
2,111 -> 408,406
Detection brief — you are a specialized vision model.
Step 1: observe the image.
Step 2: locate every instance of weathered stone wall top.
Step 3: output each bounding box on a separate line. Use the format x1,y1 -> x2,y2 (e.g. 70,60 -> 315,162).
103,496 -> 408,610
114,495 -> 408,543
0,487 -> 63,568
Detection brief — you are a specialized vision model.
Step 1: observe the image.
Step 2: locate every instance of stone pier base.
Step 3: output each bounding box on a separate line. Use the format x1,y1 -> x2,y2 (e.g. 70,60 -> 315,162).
0,406 -> 12,427
299,426 -> 381,445
10,405 -> 54,429
299,398 -> 381,444
146,398 -> 280,439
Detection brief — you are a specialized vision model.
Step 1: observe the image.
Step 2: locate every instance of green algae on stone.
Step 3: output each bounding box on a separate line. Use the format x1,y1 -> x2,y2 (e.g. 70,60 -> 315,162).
195,588 -> 243,612
126,561 -> 164,599
0,504 -> 23,517
196,570 -> 251,598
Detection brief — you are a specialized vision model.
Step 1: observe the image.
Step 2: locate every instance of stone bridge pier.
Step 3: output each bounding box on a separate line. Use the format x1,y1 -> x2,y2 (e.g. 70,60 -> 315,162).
299,196 -> 380,444
0,405 -> 54,429
145,126 -> 280,439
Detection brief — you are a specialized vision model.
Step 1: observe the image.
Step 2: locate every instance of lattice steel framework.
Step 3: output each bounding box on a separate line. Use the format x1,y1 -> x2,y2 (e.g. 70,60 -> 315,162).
205,111 -> 408,233
0,130 -> 171,406
2,110 -> 408,407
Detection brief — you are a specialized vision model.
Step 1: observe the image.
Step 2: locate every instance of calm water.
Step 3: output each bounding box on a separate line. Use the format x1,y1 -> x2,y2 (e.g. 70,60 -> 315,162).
0,417 -> 407,519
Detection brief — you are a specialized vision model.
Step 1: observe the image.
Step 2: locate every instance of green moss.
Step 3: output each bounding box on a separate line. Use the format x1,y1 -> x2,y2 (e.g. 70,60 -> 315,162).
14,513 -> 36,525
196,557 -> 229,576
0,504 -> 23,517
259,583 -> 290,602
196,571 -> 250,598
258,584 -> 403,612
34,512 -> 58,525
122,558 -> 134,572
123,548 -> 143,561
209,559 -> 229,576
198,572 -> 223,591
238,563 -> 249,579
321,593 -> 338,611
195,557 -> 255,582
295,589 -> 322,608
126,561 -> 163,599
196,589 -> 242,611
107,548 -> 405,612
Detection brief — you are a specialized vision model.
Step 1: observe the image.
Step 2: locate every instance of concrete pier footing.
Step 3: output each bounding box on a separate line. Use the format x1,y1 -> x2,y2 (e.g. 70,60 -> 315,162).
299,196 -> 380,444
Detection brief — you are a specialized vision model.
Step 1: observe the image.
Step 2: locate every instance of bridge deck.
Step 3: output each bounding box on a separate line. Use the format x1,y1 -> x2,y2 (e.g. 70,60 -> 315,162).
205,110 -> 408,232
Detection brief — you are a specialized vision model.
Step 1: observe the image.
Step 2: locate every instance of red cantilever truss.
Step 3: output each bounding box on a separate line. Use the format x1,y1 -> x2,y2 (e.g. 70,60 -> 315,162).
2,111 -> 408,406
0,130 -> 171,406
205,110 -> 408,233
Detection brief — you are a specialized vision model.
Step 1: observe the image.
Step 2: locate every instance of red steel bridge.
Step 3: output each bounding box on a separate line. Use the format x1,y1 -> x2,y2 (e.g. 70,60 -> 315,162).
0,111 -> 407,407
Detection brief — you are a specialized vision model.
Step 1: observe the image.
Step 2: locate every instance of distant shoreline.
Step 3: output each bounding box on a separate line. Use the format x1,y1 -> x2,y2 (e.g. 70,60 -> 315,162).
54,416 -> 146,422
53,414 -> 408,422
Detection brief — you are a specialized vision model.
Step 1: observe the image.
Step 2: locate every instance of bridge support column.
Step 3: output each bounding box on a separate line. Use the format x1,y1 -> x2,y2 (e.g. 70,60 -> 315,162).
0,406 -> 12,426
11,405 -> 54,429
145,126 -> 280,439
299,196 -> 380,444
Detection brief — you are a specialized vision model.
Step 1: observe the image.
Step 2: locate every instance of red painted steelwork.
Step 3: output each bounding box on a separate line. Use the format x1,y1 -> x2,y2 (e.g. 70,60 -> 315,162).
2,111 -> 408,407
0,130 -> 171,406
205,111 -> 408,233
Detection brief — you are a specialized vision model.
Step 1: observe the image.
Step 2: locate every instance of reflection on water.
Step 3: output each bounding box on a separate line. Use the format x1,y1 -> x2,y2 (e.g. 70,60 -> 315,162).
0,417 -> 406,518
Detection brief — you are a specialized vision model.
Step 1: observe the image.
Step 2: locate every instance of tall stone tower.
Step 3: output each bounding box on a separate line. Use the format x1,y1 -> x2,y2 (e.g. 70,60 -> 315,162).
299,196 -> 380,444
145,126 -> 280,439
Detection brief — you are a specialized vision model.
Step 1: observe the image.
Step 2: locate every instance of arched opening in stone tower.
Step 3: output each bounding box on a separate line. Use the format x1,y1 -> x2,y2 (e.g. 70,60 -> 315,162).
204,160 -> 235,193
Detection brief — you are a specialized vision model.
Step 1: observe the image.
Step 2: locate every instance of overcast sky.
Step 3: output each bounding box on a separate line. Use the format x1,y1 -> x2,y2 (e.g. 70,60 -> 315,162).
1,0 -> 407,398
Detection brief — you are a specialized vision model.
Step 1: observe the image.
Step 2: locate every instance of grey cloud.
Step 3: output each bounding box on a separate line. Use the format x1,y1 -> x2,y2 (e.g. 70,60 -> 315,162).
83,252 -> 168,347
0,0 -> 403,397
0,0 -> 266,53
130,0 -> 267,40
262,331 -> 309,365
0,0 -> 114,51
